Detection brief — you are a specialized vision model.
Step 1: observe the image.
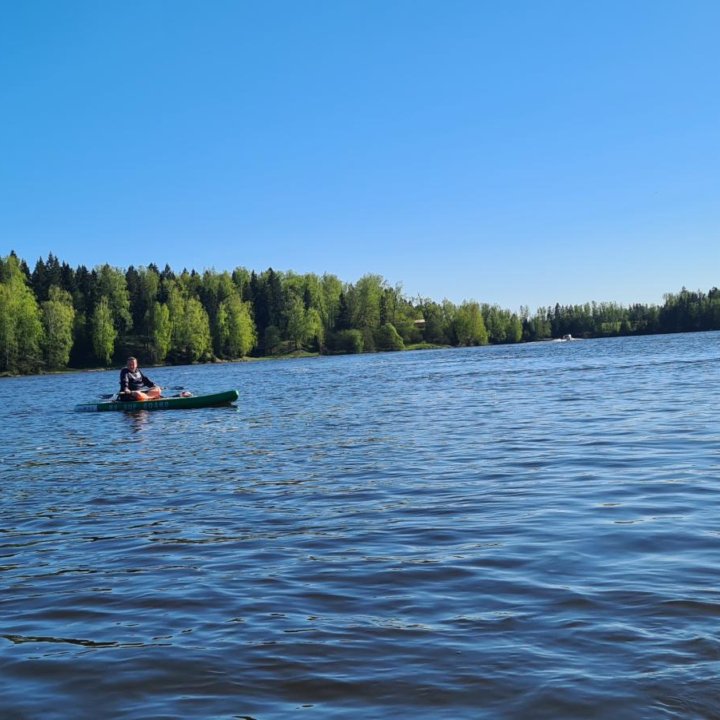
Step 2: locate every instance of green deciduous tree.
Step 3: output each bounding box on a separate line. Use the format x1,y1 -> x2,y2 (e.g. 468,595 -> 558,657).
167,284 -> 212,362
417,300 -> 450,345
0,255 -> 44,374
128,266 -> 160,335
232,267 -> 251,300
451,302 -> 489,346
483,305 -> 523,344
347,274 -> 384,332
320,274 -> 343,333
331,329 -> 364,354
146,301 -> 172,363
376,322 -> 405,351
200,271 -> 238,356
286,293 -> 312,351
96,264 -> 133,335
218,295 -> 256,357
42,286 -> 75,369
91,297 -> 117,365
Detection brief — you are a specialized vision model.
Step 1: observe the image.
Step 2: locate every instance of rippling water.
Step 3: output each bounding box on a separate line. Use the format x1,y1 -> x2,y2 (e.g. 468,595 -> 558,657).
2,332 -> 720,719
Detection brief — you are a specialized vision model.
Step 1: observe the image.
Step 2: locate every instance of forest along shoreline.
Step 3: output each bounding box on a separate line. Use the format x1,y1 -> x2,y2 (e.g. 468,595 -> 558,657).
2,251 -> 718,376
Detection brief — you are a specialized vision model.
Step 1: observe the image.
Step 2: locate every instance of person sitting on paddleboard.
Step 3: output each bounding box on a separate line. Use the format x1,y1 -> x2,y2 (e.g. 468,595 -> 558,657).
119,356 -> 162,401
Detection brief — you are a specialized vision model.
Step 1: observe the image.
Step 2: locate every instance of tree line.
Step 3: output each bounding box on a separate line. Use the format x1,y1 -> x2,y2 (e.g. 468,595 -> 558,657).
1,251 -> 718,375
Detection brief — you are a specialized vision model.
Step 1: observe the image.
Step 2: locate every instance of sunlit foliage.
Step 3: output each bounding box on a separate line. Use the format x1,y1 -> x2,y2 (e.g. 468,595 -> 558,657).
1,252 -> 718,374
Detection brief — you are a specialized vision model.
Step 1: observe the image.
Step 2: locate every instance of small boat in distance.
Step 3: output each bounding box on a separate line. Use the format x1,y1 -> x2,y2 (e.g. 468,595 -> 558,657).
562,334 -> 574,341
75,389 -> 239,412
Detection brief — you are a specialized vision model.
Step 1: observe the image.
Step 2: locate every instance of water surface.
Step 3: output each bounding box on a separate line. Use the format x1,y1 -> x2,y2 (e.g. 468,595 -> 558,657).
2,333 -> 720,718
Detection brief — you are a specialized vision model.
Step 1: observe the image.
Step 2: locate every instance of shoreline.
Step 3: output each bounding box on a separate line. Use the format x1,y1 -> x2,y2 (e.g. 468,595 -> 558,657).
0,343 -> 451,380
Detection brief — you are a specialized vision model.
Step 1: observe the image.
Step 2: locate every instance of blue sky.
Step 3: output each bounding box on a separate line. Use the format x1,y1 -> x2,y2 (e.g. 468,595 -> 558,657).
1,0 -> 718,311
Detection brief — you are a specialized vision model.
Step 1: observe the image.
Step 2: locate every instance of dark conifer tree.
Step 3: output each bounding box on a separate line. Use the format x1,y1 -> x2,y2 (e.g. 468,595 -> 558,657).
19,258 -> 31,281
266,268 -> 285,329
31,257 -> 48,300
60,262 -> 76,295
125,265 -> 144,328
250,271 -> 270,343
46,253 -> 62,291
336,292 -> 351,331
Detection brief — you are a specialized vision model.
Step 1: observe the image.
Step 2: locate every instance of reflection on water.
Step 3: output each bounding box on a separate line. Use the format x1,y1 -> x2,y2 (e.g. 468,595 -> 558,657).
124,411 -> 150,434
1,332 -> 720,719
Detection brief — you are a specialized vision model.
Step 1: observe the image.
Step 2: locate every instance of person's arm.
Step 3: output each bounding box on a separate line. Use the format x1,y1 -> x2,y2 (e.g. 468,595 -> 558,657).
119,368 -> 130,392
141,372 -> 159,389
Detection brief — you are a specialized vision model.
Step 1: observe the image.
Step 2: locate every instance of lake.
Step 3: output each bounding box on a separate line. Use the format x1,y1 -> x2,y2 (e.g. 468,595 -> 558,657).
1,332 -> 719,719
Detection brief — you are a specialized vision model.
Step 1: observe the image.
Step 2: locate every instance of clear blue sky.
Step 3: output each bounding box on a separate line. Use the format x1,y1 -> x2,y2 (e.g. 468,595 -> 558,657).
1,0 -> 718,311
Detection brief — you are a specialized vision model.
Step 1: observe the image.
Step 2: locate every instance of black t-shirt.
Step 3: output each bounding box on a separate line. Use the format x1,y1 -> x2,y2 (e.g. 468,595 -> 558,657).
119,368 -> 156,392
